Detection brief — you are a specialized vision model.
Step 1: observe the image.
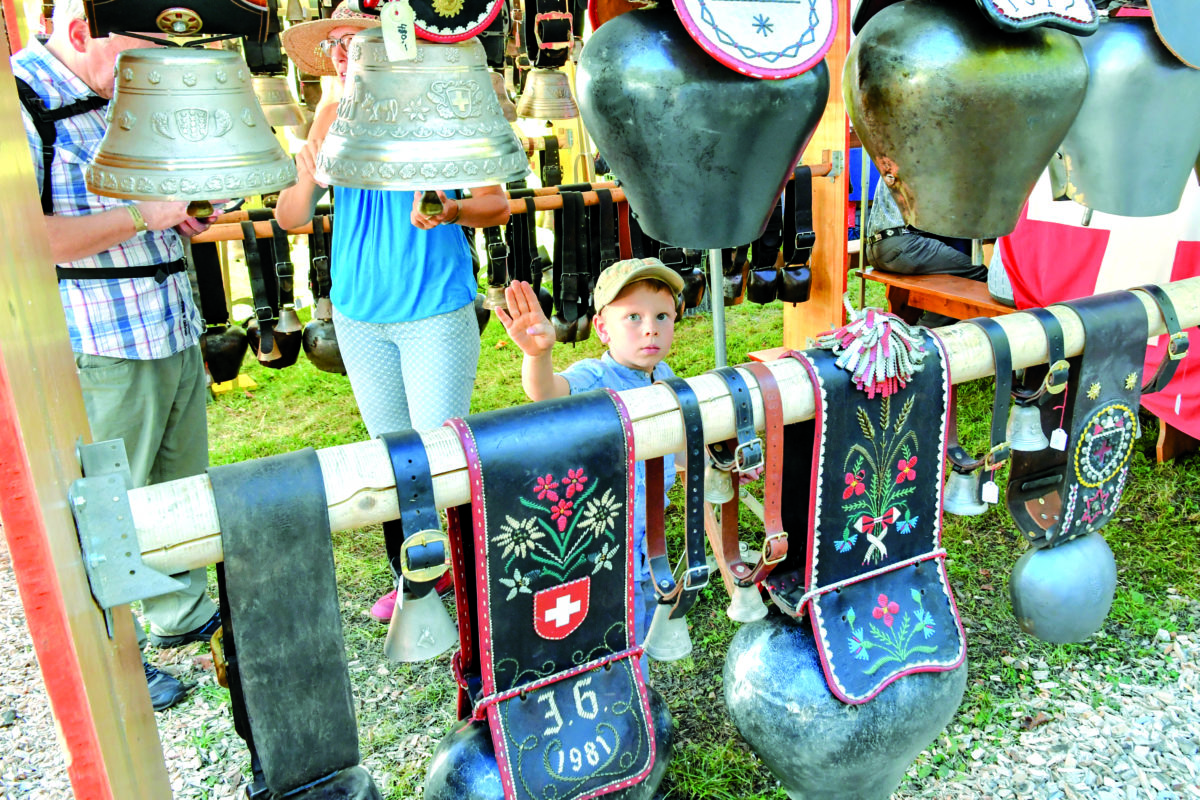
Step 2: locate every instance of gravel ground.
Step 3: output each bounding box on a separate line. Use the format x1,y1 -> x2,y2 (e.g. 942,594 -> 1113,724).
2,538 -> 1198,799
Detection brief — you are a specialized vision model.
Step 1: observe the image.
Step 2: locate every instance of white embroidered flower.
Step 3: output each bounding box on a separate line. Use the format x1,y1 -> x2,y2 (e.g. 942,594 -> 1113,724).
494,515 -> 544,560
592,542 -> 617,574
498,568 -> 532,601
578,489 -> 621,538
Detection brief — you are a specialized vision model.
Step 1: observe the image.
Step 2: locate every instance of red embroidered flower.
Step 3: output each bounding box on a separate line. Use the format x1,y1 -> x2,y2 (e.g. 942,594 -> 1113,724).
550,499 -> 574,531
895,456 -> 917,484
562,467 -> 588,498
843,470 -> 866,500
534,474 -> 559,501
872,594 -> 900,627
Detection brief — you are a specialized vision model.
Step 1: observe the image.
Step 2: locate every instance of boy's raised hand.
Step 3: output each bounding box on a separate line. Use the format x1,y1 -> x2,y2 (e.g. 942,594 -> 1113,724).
496,280 -> 556,358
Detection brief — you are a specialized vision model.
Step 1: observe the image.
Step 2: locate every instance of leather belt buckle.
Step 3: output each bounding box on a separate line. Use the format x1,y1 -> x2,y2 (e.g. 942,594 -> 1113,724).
1044,359 -> 1071,395
311,254 -> 330,270
793,231 -> 816,264
487,241 -> 510,265
254,305 -> 275,324
1167,331 -> 1189,361
399,528 -> 452,583
681,564 -> 709,592
761,531 -> 787,566
732,438 -> 764,474
275,260 -> 293,279
658,246 -> 685,270
983,442 -> 1011,471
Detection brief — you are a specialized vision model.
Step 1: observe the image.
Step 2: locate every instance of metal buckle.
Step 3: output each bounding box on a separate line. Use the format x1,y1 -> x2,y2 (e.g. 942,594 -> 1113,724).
399,528 -> 451,583
983,441 -> 1011,470
254,305 -> 275,324
487,242 -> 509,265
733,438 -> 764,474
761,531 -> 788,566
658,246 -> 685,270
681,564 -> 709,592
1044,359 -> 1070,395
1168,331 -> 1189,361
533,11 -> 573,50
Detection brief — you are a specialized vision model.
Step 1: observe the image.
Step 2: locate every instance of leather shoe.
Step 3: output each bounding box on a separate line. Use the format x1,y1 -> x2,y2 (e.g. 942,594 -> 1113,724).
144,662 -> 188,712
149,609 -> 222,649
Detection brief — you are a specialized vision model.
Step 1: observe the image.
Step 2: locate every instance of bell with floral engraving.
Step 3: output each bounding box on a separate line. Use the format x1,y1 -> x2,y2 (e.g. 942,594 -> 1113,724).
515,67 -> 579,119
315,30 -> 529,192
1052,15 -> 1200,217
86,47 -> 297,215
846,0 -> 1088,238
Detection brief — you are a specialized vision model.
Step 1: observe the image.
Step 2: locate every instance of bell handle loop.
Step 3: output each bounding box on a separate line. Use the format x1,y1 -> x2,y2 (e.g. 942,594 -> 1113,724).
418,189 -> 444,216
188,200 -> 215,218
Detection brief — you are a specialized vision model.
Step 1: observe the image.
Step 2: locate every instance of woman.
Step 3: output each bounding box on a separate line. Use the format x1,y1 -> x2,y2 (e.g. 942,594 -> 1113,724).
277,2 -> 511,619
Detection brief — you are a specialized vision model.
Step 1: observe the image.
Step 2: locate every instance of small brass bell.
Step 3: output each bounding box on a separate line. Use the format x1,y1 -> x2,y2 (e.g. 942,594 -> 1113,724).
315,31 -> 529,192
384,588 -> 458,663
1007,403 -> 1050,452
86,48 -> 297,214
704,463 -> 735,504
482,284 -> 508,311
516,67 -> 580,120
251,75 -> 307,128
942,467 -> 988,517
643,603 -> 692,662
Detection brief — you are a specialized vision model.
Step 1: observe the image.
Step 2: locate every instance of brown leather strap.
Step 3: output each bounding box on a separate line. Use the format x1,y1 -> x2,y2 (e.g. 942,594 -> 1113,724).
737,362 -> 787,585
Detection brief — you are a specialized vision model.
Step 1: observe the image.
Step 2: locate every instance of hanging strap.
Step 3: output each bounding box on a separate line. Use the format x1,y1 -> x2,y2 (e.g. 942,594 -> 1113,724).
270,220 -> 294,306
380,430 -> 448,598
783,166 -> 816,267
751,196 -> 784,269
556,191 -> 587,323
706,367 -> 764,474
242,220 -> 277,354
1013,307 -> 1070,403
540,135 -> 562,187
484,225 -> 510,290
947,318 -> 1013,503
1135,283 -> 1189,394
596,188 -> 618,272
191,242 -> 230,326
14,76 -> 107,215
308,214 -> 331,301
647,377 -> 709,619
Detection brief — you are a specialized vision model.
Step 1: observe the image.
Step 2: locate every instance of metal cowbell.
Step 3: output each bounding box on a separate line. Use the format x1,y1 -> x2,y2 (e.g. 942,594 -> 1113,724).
86,48 -> 297,207
516,67 -> 579,120
384,589 -> 458,663
1007,403 -> 1050,452
643,603 -> 693,661
252,75 -> 308,128
942,468 -> 989,517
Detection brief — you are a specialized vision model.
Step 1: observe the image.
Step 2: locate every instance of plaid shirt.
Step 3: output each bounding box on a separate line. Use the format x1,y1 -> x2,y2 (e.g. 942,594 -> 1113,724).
12,38 -> 202,360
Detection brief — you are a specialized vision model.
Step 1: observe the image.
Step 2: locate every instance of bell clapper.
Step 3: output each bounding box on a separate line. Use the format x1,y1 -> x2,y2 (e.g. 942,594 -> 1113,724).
418,189 -> 443,216
187,200 -> 215,218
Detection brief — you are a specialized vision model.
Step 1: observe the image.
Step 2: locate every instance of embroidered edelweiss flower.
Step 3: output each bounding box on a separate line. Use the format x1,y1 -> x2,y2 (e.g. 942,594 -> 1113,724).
494,515 -> 544,560
578,488 -> 620,537
592,542 -> 617,574
562,467 -> 589,498
498,567 -> 532,601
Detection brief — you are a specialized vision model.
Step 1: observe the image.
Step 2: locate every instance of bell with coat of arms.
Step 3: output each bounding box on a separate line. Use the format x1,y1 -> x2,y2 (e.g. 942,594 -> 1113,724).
87,47 -> 297,215
846,0 -> 1089,238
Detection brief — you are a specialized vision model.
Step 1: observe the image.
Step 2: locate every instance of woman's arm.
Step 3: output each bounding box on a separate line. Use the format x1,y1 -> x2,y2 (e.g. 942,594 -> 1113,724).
273,103 -> 337,230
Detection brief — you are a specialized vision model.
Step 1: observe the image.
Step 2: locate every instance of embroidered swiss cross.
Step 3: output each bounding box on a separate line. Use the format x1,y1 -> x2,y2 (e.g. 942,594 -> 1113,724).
534,577 -> 590,640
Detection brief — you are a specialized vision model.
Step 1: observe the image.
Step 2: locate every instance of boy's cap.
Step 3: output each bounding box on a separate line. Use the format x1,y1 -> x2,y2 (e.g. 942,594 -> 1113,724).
593,258 -> 685,312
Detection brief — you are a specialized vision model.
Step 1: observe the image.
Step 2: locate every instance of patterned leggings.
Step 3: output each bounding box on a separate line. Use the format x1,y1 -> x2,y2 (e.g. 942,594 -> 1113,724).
333,302 -> 481,438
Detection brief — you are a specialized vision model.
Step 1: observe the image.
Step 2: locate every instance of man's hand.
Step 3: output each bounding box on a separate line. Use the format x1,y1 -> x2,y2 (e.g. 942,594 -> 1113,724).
496,280 -> 555,358
410,189 -> 459,230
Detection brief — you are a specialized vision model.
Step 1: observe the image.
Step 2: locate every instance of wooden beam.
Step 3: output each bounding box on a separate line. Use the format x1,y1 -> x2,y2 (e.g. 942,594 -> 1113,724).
124,278 -> 1200,575
782,0 -> 850,348
0,36 -> 171,800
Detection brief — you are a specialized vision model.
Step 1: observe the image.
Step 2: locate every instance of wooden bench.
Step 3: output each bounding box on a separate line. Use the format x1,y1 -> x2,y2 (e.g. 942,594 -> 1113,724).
861,268 -> 1013,322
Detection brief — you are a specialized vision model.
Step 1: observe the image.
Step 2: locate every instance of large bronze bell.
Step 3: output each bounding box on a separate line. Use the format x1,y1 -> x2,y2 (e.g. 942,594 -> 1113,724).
1052,16 -> 1200,217
846,0 -> 1089,238
577,5 -> 829,249
251,75 -> 307,128
86,48 -> 297,211
302,298 -> 346,374
315,31 -> 529,191
515,67 -> 579,119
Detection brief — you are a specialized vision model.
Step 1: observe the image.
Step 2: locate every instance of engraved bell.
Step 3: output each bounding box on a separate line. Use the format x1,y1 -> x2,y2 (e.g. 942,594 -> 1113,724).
1006,403 -> 1050,452
516,67 -> 579,120
251,75 -> 308,128
315,30 -> 529,192
643,603 -> 693,662
703,462 -> 735,504
86,48 -> 297,214
942,467 -> 988,517
384,587 -> 458,663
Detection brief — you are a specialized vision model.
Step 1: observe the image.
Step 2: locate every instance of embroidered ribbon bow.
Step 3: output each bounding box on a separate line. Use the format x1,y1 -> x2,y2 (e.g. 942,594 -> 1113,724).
855,507 -> 899,564
817,302 -> 927,398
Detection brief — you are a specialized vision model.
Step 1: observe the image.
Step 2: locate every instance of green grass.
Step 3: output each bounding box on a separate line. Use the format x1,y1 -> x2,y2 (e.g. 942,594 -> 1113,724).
204,284 -> 1200,800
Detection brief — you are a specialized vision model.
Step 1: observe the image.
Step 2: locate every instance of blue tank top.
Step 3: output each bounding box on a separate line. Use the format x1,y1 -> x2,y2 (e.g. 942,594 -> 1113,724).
330,186 -> 476,323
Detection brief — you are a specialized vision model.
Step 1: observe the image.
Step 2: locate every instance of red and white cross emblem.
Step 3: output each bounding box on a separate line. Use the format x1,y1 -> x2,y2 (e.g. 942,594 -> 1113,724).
533,577 -> 590,640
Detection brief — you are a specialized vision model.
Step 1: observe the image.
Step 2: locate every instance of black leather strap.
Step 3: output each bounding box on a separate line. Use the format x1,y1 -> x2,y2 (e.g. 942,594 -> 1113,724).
379,430 -> 446,597
55,258 -> 186,285
270,220 -> 294,306
555,191 -> 587,323
751,197 -> 784,269
540,135 -> 562,187
242,220 -> 276,353
596,188 -> 618,272
783,166 -> 816,267
647,377 -> 709,619
209,449 -> 362,795
706,367 -> 764,474
947,318 -> 1012,474
309,214 -> 331,300
191,243 -> 229,326
1136,284 -> 1189,394
484,225 -> 509,290
1014,307 -> 1069,402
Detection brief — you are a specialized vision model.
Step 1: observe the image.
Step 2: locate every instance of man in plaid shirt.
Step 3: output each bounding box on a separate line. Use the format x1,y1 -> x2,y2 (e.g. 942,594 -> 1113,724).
13,0 -> 224,711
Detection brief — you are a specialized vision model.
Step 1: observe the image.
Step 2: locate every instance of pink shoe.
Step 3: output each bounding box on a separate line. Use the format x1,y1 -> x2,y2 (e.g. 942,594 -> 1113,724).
370,589 -> 397,622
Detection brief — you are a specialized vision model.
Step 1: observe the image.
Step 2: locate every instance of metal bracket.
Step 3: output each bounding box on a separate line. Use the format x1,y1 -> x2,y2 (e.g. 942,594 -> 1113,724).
828,150 -> 844,182
68,439 -> 188,638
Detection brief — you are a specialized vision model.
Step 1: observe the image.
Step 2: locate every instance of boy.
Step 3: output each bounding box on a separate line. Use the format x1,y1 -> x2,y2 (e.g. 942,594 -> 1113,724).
497,258 -> 683,651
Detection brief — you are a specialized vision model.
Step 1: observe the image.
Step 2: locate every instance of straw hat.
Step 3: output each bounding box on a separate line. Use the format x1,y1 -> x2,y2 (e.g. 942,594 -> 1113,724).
281,1 -> 380,77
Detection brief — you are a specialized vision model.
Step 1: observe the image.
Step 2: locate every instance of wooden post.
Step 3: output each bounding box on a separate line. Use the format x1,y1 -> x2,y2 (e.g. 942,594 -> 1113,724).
0,24 -> 172,800
782,0 -> 850,348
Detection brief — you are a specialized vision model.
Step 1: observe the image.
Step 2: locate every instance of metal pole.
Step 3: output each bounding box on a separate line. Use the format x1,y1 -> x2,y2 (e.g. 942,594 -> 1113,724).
708,248 -> 727,367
